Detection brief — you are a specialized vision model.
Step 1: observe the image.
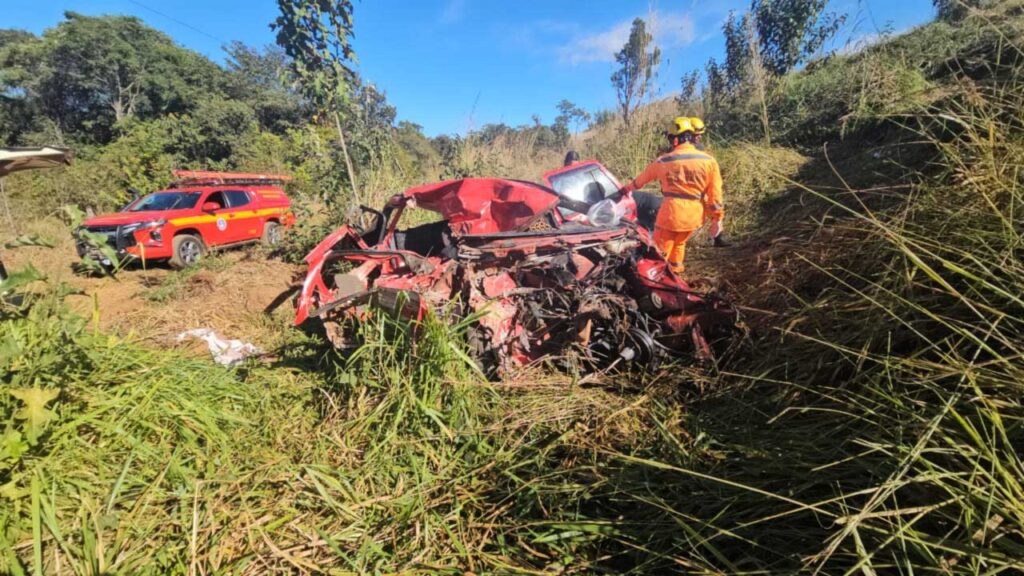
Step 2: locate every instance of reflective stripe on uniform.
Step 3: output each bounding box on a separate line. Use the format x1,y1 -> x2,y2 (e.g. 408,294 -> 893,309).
709,203 -> 724,210
658,152 -> 713,163
664,191 -> 703,201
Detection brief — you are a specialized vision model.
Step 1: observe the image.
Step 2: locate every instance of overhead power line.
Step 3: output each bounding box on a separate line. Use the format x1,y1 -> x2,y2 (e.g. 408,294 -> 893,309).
125,0 -> 228,46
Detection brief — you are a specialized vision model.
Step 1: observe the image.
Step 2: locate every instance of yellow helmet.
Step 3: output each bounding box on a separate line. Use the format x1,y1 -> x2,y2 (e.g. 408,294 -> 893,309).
690,117 -> 706,136
668,116 -> 695,136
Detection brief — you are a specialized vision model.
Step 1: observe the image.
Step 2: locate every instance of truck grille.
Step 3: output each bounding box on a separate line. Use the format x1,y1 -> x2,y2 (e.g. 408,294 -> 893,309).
83,226 -> 137,249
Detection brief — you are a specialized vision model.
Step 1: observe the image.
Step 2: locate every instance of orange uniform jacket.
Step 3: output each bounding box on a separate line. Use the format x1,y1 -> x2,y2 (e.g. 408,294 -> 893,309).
627,143 -> 724,232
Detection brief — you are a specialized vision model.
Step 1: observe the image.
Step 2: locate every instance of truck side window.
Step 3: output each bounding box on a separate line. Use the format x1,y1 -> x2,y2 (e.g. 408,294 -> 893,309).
225,190 -> 251,208
205,191 -> 227,209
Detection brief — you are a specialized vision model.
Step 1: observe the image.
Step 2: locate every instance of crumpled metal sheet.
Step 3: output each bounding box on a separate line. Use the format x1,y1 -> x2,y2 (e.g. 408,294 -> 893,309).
403,178 -> 561,235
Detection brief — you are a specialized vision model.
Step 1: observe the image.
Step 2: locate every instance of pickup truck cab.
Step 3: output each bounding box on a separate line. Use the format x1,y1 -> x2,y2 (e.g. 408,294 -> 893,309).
75,170 -> 295,268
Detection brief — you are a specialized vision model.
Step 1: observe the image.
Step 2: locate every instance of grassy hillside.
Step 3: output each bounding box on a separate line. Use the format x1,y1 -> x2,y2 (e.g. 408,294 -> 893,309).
2,2 -> 1023,574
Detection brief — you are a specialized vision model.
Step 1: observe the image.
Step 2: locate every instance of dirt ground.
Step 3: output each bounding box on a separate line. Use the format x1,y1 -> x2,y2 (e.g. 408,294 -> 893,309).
3,219 -> 304,351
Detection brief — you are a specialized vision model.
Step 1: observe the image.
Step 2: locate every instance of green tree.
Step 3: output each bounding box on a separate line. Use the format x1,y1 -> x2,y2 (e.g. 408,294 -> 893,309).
342,78 -> 397,168
676,70 -> 702,113
722,11 -> 752,89
394,121 -> 439,176
704,58 -> 727,112
750,0 -> 846,76
9,13 -> 225,144
611,18 -> 661,128
171,98 -> 259,162
272,0 -> 360,199
0,30 -> 41,144
223,42 -> 307,134
934,0 -> 990,22
553,99 -> 590,146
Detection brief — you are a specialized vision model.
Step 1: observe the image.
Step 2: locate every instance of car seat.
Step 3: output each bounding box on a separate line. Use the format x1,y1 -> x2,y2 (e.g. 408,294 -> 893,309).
582,182 -> 604,205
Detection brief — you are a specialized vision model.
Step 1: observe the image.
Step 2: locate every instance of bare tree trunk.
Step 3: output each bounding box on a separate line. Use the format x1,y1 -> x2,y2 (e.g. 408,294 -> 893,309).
0,179 -> 16,235
112,75 -> 138,123
333,111 -> 359,201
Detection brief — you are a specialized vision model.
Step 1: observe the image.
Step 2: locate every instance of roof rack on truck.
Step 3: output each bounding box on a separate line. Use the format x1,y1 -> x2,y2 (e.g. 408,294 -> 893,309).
170,170 -> 293,188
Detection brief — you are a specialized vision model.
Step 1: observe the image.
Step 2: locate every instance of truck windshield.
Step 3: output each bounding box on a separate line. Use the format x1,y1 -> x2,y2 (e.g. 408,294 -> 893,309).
128,192 -> 201,212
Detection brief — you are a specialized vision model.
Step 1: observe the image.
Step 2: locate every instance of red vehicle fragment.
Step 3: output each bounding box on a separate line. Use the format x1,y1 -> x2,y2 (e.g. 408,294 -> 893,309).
296,165 -> 735,376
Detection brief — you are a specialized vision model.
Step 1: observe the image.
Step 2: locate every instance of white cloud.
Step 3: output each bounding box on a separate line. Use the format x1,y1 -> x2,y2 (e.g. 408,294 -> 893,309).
558,11 -> 697,65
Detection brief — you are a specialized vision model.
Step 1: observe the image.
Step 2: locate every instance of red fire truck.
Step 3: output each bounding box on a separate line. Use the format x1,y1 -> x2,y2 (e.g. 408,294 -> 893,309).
75,171 -> 296,268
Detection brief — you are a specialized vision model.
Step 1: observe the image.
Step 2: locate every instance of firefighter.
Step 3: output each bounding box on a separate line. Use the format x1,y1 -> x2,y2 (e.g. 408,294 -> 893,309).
689,117 -> 730,247
625,117 -> 729,275
691,117 -> 707,150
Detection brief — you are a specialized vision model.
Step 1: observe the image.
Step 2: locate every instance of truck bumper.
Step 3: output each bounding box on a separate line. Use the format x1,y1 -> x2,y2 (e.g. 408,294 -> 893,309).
74,227 -> 173,265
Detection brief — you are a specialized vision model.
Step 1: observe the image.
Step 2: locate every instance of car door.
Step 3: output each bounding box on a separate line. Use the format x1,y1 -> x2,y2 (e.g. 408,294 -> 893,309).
196,190 -> 232,247
222,190 -> 260,243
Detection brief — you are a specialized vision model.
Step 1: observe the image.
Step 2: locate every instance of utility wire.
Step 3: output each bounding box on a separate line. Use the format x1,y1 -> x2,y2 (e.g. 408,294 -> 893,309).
125,0 -> 228,46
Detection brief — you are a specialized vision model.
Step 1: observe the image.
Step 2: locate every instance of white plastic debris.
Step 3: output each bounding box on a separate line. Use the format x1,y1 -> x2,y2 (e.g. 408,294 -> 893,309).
175,328 -> 262,367
586,199 -> 626,227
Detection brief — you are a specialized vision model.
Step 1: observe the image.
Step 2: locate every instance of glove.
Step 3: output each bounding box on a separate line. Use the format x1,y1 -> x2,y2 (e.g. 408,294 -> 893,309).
708,218 -> 722,239
712,234 -> 733,248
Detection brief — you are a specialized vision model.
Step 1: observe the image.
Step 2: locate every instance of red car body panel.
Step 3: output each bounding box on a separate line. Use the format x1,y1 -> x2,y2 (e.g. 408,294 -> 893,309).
76,172 -> 295,263
403,178 -> 561,235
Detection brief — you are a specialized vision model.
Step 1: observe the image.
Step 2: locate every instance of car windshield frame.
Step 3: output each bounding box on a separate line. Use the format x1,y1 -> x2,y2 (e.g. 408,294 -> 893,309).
127,191 -> 202,212
547,164 -> 621,214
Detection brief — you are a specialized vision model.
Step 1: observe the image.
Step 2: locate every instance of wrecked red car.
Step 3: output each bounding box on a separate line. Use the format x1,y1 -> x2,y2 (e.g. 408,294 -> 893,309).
295,163 -> 735,376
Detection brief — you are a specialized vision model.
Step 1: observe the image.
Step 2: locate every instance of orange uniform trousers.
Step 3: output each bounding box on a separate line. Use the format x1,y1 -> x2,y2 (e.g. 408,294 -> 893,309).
653,227 -> 694,274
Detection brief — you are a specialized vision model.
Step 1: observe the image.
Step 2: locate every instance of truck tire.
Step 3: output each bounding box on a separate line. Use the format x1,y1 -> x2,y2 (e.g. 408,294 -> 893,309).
261,221 -> 282,246
170,234 -> 205,269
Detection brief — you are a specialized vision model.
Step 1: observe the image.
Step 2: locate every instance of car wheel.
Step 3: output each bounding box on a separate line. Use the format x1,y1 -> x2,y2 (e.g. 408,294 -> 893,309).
170,234 -> 205,269
262,221 -> 282,246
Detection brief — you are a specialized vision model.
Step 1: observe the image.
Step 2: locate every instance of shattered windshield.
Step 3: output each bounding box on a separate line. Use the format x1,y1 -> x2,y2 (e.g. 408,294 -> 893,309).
548,165 -> 619,212
128,192 -> 201,212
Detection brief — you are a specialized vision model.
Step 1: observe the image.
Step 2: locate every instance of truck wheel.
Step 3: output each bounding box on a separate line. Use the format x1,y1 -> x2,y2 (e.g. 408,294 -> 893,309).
170,234 -> 205,269
262,221 -> 282,246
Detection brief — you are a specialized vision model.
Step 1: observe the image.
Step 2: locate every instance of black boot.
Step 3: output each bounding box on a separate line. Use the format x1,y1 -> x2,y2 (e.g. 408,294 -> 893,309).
712,235 -> 732,248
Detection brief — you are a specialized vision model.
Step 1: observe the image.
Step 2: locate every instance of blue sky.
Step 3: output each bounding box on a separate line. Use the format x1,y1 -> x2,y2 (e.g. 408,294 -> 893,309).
8,0 -> 936,136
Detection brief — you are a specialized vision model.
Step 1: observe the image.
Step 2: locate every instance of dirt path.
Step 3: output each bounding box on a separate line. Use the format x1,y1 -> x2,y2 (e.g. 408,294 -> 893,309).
4,223 -> 304,350
72,252 -> 303,346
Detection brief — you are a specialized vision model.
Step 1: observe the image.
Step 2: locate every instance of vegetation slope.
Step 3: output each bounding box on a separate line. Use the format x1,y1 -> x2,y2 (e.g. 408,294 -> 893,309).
1,1 -> 1023,574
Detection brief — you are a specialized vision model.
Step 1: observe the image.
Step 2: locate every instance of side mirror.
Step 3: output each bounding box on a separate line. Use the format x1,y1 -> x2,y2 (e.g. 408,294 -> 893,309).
202,202 -> 220,212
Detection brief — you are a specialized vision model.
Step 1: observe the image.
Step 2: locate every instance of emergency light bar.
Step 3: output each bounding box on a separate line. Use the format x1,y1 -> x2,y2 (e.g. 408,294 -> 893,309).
170,170 -> 293,188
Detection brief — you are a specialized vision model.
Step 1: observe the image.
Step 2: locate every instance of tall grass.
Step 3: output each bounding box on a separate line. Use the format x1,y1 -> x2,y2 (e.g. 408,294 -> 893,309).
556,31 -> 1024,573
3,3 -> 1024,574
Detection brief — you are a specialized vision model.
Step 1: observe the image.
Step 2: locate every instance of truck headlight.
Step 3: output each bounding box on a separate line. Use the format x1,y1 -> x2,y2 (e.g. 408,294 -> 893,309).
122,219 -> 166,235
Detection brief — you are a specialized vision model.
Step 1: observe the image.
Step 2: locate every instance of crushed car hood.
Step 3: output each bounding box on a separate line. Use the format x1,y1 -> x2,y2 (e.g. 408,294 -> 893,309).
404,178 -> 560,235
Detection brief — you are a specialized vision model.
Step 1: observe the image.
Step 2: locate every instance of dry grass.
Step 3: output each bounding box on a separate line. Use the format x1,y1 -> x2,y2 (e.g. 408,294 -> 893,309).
4,3 -> 1024,574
